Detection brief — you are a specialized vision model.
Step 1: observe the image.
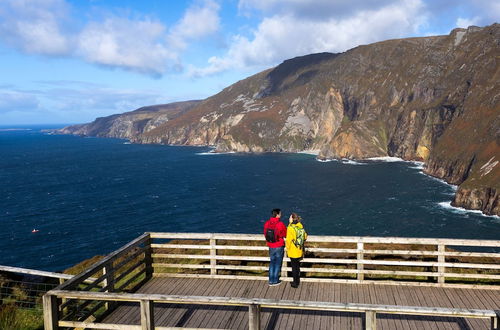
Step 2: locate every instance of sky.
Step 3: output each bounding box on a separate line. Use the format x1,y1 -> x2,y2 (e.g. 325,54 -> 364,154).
0,0 -> 498,125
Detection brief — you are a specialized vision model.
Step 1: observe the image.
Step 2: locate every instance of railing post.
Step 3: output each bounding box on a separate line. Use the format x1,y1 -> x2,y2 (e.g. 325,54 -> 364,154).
365,310 -> 376,330
437,244 -> 445,284
145,233 -> 154,280
43,293 -> 59,330
248,304 -> 261,330
103,262 -> 115,292
210,237 -> 217,276
58,278 -> 68,315
103,262 -> 116,311
357,242 -> 364,281
492,313 -> 499,330
140,299 -> 155,330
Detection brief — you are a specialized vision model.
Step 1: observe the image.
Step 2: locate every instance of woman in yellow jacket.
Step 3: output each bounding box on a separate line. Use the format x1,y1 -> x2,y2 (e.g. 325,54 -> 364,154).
286,213 -> 307,288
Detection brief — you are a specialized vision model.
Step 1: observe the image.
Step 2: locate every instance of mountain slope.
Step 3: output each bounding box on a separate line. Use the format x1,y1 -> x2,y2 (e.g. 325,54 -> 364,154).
58,100 -> 201,139
57,24 -> 500,216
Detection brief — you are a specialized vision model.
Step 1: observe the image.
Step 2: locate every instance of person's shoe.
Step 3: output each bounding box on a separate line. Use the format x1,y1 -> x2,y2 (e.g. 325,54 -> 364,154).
290,283 -> 298,288
269,281 -> 282,287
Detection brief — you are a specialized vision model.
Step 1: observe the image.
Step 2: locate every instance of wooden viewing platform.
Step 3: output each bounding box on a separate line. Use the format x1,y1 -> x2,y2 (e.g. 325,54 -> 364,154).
43,232 -> 500,329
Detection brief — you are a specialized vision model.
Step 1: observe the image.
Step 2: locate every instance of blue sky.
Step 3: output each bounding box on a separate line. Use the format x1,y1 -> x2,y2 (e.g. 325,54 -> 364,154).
0,0 -> 498,125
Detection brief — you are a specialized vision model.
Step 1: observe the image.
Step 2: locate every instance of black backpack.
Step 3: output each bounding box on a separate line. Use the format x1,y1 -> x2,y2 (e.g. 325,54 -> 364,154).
265,222 -> 278,243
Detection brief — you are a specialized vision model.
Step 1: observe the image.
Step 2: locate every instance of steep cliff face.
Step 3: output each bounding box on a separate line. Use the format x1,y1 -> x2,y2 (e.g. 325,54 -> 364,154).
57,24 -> 500,215
58,100 -> 200,139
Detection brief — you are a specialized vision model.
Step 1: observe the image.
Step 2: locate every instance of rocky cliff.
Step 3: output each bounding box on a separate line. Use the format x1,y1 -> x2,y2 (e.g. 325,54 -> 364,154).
57,100 -> 201,140
57,24 -> 500,216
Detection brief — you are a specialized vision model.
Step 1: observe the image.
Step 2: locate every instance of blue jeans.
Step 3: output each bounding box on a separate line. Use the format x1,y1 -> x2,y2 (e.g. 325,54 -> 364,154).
268,246 -> 284,284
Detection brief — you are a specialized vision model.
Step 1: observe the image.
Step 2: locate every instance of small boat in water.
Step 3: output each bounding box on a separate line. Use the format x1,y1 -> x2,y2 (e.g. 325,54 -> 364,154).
32,229 -> 39,233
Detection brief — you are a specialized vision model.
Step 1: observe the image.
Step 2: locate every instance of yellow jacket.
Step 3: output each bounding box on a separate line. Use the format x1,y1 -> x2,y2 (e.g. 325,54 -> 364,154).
286,222 -> 307,258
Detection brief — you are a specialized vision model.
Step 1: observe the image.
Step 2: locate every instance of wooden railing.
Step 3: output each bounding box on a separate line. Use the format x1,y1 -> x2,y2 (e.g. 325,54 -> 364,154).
43,232 -> 500,329
43,289 -> 499,330
46,233 -> 153,328
150,232 -> 500,287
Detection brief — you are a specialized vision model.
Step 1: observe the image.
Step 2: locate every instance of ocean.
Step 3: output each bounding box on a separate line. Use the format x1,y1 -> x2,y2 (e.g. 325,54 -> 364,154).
1,127 -> 499,271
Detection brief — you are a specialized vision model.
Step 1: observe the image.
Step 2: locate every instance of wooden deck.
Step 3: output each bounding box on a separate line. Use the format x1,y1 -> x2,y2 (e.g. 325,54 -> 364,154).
104,277 -> 500,329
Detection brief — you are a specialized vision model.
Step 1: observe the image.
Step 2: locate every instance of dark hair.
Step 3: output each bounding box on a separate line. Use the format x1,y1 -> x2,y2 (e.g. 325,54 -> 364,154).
272,209 -> 281,217
291,212 -> 302,222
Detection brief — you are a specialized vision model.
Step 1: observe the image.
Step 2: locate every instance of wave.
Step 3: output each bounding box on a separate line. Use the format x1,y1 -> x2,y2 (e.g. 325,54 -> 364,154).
409,161 -> 425,170
437,201 -> 499,219
366,156 -> 404,162
196,150 -> 236,155
123,141 -> 131,145
298,150 -> 320,156
316,158 -> 335,162
341,158 -> 367,165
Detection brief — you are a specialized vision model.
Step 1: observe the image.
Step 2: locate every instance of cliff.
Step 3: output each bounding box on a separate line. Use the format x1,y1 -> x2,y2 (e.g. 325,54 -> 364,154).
57,100 -> 201,140
56,24 -> 500,216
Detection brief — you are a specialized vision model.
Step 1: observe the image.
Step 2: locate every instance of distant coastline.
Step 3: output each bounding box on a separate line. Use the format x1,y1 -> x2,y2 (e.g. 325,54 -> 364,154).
0,128 -> 32,131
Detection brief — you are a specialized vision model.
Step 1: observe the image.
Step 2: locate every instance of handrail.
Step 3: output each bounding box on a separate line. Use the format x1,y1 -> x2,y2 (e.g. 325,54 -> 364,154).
149,232 -> 500,246
150,232 -> 500,287
0,265 -> 97,284
56,232 -> 150,291
0,265 -> 74,280
44,289 -> 500,330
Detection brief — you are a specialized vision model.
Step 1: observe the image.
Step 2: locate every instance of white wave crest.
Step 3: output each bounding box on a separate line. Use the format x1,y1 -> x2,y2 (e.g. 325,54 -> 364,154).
366,156 -> 404,162
438,201 -> 499,219
341,158 -> 367,165
298,150 -> 320,155
409,161 -> 425,170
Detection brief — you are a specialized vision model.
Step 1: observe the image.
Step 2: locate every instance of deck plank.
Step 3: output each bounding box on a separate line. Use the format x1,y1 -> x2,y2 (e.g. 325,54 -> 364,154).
102,277 -> 500,329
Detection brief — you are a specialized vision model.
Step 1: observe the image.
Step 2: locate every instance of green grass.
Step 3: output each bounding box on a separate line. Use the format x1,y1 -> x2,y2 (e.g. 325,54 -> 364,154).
0,304 -> 43,330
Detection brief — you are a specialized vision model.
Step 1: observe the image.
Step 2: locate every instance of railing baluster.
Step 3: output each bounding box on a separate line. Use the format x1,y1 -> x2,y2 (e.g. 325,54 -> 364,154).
43,294 -> 59,330
357,242 -> 364,281
210,237 -> 217,275
365,310 -> 376,330
438,244 -> 446,284
145,233 -> 154,280
140,299 -> 154,330
248,303 -> 261,330
491,314 -> 499,330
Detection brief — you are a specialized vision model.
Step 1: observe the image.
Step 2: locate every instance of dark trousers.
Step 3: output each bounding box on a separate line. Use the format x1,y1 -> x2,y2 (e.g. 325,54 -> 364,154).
290,257 -> 301,285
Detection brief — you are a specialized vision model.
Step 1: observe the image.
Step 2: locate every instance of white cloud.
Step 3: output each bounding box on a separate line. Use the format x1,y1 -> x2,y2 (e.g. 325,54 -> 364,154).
0,90 -> 40,113
456,17 -> 480,28
0,83 -> 168,123
169,0 -> 221,49
192,0 -> 427,76
0,0 -> 70,55
0,0 -> 221,76
77,17 -> 178,76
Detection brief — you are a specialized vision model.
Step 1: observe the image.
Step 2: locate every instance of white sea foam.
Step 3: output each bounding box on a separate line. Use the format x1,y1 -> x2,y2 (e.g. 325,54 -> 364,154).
341,158 -> 367,165
298,150 -> 320,155
123,141 -> 131,144
423,174 -> 458,190
316,158 -> 335,163
196,150 -> 236,155
409,161 -> 425,170
366,156 -> 404,162
438,201 -> 500,219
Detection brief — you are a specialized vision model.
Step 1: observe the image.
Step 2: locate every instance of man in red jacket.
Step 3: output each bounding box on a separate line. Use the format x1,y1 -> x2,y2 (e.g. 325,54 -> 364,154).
263,208 -> 287,286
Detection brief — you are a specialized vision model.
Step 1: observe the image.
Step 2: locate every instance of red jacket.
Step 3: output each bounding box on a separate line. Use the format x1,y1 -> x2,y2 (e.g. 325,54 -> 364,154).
263,217 -> 287,248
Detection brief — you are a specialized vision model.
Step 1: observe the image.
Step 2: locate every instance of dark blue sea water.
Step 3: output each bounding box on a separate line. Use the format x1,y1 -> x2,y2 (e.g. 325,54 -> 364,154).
1,127 -> 499,271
